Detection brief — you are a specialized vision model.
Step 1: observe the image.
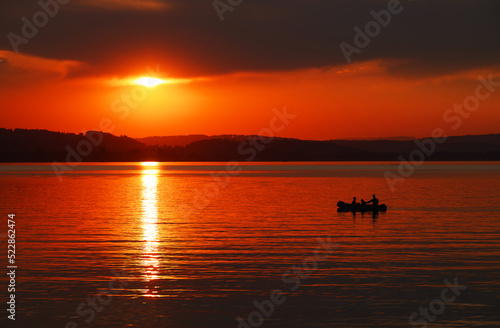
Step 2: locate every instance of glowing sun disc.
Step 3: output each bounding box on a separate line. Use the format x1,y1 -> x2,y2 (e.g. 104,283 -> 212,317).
134,77 -> 166,87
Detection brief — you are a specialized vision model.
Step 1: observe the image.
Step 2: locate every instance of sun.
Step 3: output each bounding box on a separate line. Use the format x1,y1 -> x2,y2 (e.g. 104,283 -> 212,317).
134,77 -> 167,88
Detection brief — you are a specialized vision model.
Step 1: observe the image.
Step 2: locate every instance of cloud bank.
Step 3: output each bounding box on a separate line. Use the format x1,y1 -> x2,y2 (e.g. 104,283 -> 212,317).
1,0 -> 499,78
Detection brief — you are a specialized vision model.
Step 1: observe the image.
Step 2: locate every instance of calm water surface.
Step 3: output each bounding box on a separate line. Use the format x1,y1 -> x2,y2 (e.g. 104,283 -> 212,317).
0,162 -> 499,328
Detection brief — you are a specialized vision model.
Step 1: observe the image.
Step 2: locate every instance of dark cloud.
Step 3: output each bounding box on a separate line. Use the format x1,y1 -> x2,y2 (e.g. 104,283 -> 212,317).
1,0 -> 499,78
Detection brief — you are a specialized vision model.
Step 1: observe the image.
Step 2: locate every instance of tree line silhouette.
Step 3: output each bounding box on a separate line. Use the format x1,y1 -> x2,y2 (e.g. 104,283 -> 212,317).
1,128 -> 499,162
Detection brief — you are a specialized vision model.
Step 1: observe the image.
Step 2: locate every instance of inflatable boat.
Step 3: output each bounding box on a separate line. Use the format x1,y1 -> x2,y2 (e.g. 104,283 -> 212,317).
337,201 -> 387,212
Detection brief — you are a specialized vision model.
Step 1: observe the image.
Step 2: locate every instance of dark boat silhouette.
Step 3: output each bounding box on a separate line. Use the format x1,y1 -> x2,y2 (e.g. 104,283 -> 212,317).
337,201 -> 388,212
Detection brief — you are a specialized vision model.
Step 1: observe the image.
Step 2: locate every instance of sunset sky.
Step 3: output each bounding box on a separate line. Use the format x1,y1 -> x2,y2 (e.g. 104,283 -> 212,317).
1,0 -> 499,140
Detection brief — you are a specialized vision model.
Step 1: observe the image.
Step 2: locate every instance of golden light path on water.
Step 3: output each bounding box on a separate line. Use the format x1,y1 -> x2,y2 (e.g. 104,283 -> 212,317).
141,162 -> 160,296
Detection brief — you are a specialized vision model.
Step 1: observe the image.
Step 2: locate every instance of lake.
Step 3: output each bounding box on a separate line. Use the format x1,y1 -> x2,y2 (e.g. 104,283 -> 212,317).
0,162 -> 499,328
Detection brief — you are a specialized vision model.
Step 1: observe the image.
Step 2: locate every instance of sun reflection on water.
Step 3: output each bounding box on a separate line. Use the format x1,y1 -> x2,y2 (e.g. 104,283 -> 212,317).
141,167 -> 160,295
141,161 -> 159,167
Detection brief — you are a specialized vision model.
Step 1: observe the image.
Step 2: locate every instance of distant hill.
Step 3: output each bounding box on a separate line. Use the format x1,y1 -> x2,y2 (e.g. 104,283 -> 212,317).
137,135 -> 212,147
181,137 -> 370,161
136,134 -> 252,147
334,136 -> 416,141
332,134 -> 500,156
0,128 -> 147,162
0,128 -> 499,162
138,135 -> 418,147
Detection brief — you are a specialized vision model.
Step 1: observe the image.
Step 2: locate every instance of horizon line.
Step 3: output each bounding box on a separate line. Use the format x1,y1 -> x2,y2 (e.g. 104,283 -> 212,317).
1,126 -> 500,142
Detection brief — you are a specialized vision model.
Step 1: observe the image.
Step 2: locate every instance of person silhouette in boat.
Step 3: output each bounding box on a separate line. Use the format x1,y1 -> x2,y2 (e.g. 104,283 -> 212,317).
351,197 -> 357,206
366,194 -> 379,206
360,199 -> 367,206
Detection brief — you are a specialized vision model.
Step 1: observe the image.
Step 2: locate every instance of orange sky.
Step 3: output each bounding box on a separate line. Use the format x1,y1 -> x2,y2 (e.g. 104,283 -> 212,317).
1,1 -> 499,140
1,51 -> 498,140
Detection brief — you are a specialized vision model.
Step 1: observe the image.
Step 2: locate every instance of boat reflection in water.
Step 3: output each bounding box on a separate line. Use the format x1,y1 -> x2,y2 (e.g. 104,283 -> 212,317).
141,162 -> 160,296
